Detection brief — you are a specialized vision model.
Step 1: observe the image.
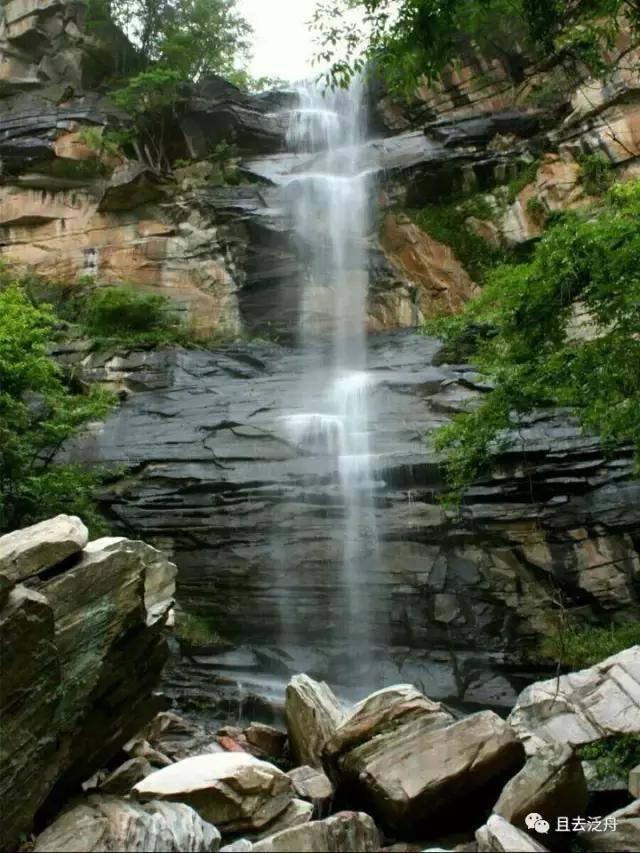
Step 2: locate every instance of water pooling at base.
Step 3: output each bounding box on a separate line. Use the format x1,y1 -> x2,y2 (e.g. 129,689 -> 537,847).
280,80 -> 384,677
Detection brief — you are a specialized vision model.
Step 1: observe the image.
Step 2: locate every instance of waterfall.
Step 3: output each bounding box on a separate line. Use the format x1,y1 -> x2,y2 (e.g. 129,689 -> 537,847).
280,80 -> 383,682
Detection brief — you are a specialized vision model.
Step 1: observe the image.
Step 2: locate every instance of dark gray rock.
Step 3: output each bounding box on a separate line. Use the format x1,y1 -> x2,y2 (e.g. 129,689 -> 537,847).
0,586 -> 60,852
62,333 -> 639,716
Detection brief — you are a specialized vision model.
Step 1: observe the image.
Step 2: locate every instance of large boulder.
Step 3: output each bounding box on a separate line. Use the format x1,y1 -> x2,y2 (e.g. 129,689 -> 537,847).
493,744 -> 588,838
508,648 -> 640,755
476,814 -> 549,852
33,794 -> 221,852
285,675 -> 343,768
581,799 -> 640,851
335,709 -> 524,834
132,753 -> 295,836
324,684 -> 454,763
42,537 -> 177,798
0,521 -> 177,851
0,514 -> 87,585
250,811 -> 380,852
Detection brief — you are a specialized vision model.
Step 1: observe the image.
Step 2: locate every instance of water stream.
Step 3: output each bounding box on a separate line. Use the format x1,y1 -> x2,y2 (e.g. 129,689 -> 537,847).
280,80 -> 384,682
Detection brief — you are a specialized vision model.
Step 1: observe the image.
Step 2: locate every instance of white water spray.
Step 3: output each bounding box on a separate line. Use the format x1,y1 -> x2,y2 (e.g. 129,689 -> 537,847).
281,80 -> 382,674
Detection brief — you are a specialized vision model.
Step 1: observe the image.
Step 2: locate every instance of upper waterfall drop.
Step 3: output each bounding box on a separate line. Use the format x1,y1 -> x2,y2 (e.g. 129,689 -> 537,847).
279,78 -> 385,685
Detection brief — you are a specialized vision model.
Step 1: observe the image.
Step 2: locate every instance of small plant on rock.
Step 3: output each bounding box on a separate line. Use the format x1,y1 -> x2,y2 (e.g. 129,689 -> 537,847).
579,153 -> 614,196
526,194 -> 548,223
174,611 -> 221,646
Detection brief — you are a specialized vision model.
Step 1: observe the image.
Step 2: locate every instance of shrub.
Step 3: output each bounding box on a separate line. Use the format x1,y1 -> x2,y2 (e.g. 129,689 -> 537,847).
526,194 -> 547,223
174,611 -> 221,646
579,153 -> 614,196
77,126 -> 129,159
411,197 -> 507,282
579,735 -> 640,780
0,276 -> 115,533
540,622 -> 640,669
80,285 -> 187,345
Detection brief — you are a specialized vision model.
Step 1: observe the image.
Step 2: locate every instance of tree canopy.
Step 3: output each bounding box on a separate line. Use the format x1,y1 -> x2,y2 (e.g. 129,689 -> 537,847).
87,0 -> 252,81
312,0 -> 640,91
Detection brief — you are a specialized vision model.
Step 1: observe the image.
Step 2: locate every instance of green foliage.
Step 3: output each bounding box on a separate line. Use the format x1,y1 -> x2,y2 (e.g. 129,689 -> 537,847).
76,285 -> 189,347
410,195 -> 507,282
579,153 -> 614,196
89,0 -> 251,170
312,0 -> 639,93
77,126 -> 129,158
428,180 -> 640,498
208,139 -> 243,185
87,0 -> 251,78
526,194 -> 547,222
155,0 -> 251,81
174,611 -> 221,645
524,65 -> 574,109
0,274 -> 115,534
540,621 -> 640,669
504,159 -> 540,205
111,66 -> 186,171
579,735 -> 640,780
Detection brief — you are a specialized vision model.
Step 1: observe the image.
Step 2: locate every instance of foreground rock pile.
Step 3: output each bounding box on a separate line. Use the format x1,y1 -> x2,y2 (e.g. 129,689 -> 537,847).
18,659 -> 639,852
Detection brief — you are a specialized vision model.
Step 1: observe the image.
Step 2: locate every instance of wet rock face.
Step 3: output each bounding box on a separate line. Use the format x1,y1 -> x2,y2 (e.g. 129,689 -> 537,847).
0,519 -> 177,851
64,333 -> 640,710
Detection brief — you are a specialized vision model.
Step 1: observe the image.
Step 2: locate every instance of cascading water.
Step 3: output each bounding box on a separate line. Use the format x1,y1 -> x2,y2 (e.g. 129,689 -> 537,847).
280,80 -> 384,683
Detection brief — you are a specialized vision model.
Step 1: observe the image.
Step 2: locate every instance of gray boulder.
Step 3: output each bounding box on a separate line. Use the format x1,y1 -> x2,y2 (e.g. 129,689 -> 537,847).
132,753 -> 295,836
508,647 -> 640,755
247,799 -> 313,840
0,586 -> 60,852
287,766 -> 334,816
324,684 -> 453,763
0,514 -> 87,585
476,815 -> 549,852
244,724 -> 288,760
250,811 -> 380,852
33,794 -> 221,852
493,744 -> 588,838
336,709 -> 524,834
581,799 -> 640,851
285,675 -> 343,768
144,711 -> 218,761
